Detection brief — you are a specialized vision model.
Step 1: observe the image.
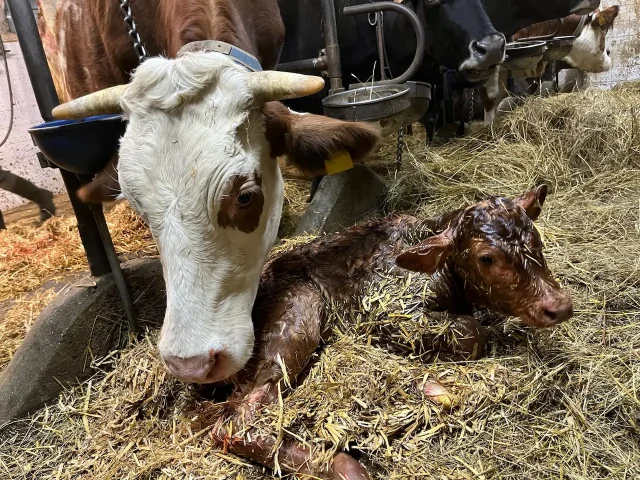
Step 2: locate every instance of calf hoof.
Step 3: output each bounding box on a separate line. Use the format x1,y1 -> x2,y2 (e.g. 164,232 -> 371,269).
331,453 -> 370,480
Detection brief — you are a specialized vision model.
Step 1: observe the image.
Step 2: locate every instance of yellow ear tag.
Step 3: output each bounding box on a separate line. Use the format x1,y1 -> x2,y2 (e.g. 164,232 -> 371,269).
324,151 -> 354,175
598,15 -> 606,26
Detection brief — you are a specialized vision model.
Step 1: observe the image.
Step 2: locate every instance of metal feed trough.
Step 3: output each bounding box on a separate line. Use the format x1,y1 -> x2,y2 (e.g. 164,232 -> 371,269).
502,26 -> 576,95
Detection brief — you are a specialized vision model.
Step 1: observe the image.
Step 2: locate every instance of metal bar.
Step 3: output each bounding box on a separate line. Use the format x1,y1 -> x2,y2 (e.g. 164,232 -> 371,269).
321,0 -> 344,94
62,174 -> 112,276
5,0 -> 58,120
343,1 -> 425,86
90,205 -> 139,335
278,56 -> 328,73
7,0 -> 112,277
375,13 -> 387,81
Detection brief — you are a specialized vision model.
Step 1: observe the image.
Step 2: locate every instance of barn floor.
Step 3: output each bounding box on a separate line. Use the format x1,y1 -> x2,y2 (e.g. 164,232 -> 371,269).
0,86 -> 639,479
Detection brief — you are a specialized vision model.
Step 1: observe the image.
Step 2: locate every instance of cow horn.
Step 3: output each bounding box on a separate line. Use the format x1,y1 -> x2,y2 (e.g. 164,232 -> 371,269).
246,71 -> 325,102
51,85 -> 129,119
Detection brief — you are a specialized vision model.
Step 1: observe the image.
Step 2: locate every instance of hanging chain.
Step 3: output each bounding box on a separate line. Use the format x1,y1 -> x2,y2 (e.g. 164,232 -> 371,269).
118,0 -> 149,63
468,88 -> 475,124
396,127 -> 404,169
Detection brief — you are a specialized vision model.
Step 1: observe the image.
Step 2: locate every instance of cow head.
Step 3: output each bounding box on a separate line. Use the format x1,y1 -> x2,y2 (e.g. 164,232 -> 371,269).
565,6 -> 619,73
396,186 -> 573,328
414,0 -> 506,81
53,52 -> 380,384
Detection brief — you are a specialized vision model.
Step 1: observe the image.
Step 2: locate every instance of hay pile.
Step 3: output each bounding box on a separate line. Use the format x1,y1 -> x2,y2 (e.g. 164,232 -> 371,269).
0,202 -> 156,303
2,86 -> 640,479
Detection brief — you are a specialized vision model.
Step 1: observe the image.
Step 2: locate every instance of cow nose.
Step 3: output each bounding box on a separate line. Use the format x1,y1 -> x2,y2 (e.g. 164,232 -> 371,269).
163,350 -> 219,383
467,34 -> 506,69
541,294 -> 574,325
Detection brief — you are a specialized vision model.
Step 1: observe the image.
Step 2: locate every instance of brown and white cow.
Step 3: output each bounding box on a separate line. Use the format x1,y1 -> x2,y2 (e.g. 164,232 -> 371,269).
479,5 -> 619,123
197,185 -> 572,478
40,0 -> 381,384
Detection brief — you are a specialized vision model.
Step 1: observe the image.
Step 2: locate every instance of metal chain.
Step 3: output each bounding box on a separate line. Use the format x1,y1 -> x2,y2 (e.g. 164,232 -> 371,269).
468,88 -> 475,124
118,0 -> 149,63
396,127 -> 404,169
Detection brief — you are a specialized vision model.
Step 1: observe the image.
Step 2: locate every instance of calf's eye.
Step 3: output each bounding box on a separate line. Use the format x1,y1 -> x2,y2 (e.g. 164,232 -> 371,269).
236,192 -> 254,207
480,255 -> 494,266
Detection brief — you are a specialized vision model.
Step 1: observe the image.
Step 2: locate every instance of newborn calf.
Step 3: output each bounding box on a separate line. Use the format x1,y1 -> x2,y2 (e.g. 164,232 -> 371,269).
197,185 -> 572,478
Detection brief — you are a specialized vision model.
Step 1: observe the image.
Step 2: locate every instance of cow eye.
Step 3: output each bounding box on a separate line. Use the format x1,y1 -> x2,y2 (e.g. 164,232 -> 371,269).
236,192 -> 254,207
480,255 -> 494,266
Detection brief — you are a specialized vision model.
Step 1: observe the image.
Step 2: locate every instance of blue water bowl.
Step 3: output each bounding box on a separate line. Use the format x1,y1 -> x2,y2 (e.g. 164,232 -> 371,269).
29,114 -> 127,175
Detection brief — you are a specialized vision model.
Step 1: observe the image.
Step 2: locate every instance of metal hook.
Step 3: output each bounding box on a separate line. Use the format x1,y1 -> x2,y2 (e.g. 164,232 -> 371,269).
368,12 -> 378,26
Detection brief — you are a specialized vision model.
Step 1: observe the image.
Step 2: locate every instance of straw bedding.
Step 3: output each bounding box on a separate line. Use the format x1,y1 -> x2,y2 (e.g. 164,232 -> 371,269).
1,86 -> 640,479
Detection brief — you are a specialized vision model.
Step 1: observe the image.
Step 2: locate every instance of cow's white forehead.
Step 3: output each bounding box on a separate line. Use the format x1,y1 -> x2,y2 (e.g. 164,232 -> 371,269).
117,52 -> 266,216
121,52 -> 251,114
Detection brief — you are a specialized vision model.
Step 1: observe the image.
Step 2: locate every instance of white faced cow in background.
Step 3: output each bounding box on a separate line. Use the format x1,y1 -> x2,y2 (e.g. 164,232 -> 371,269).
43,0 -> 381,385
479,6 -> 619,123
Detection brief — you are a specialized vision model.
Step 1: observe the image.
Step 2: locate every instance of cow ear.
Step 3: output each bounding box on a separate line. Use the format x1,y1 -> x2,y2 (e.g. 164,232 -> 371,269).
77,157 -> 121,204
514,184 -> 548,221
262,101 -> 381,176
395,232 -> 455,274
592,6 -> 619,30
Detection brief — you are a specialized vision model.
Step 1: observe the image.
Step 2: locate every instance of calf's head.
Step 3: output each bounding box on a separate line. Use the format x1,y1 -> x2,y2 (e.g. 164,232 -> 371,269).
414,0 -> 506,81
396,186 -> 573,327
565,6 -> 619,73
53,51 -> 380,383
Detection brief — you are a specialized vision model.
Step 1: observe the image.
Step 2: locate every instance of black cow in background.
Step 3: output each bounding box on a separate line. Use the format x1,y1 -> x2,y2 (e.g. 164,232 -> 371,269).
279,0 -> 505,117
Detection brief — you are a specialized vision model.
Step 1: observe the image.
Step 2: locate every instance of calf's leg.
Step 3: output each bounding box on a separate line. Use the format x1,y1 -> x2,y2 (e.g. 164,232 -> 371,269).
204,284 -> 369,479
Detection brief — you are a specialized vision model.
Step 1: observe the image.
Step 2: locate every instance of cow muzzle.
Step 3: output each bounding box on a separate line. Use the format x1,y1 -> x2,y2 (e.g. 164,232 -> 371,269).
459,33 -> 506,80
523,290 -> 574,328
163,349 -> 229,384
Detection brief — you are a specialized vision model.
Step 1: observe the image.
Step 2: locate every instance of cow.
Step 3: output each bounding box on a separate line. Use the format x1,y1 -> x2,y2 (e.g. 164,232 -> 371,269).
513,5 -> 619,75
39,0 -> 381,389
279,0 -> 508,116
277,0 -> 600,148
192,184 -> 572,478
479,5 -> 619,123
483,0 -> 603,36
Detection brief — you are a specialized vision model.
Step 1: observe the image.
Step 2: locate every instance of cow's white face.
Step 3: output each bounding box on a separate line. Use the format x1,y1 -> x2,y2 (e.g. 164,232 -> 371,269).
118,54 -> 283,383
565,7 -> 619,73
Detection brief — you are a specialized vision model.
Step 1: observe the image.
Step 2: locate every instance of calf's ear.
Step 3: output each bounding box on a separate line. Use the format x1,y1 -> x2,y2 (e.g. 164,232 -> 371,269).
77,156 -> 121,204
514,184 -> 548,221
262,101 -> 381,176
396,232 -> 455,274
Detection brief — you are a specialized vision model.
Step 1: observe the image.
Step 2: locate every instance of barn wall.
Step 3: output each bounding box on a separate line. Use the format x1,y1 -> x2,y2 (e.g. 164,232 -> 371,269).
0,40 -> 64,211
588,0 -> 640,87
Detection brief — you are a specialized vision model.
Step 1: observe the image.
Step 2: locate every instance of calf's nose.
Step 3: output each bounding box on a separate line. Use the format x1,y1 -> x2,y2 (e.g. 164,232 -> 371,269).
541,294 -> 574,325
467,34 -> 506,69
164,350 -> 219,383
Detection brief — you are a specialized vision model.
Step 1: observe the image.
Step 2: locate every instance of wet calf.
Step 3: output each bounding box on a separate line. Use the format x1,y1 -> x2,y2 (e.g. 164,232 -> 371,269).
196,185 -> 572,478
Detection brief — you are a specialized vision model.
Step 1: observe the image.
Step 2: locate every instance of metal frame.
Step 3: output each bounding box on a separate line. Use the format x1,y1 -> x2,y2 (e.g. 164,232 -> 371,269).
5,0 -> 138,334
277,1 -> 426,91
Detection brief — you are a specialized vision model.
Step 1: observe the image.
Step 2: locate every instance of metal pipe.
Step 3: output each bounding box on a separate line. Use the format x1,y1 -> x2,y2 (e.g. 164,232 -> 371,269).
5,0 -> 58,120
90,205 -> 139,335
343,1 -> 425,86
278,56 -> 328,73
321,0 -> 344,94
